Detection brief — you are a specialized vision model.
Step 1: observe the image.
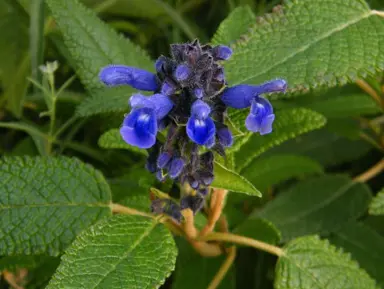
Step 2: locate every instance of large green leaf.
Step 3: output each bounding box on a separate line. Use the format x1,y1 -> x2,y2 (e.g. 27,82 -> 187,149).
255,175 -> 372,241
211,6 -> 256,45
329,222 -> 384,286
76,86 -> 132,117
225,0 -> 384,92
0,0 -> 30,117
0,156 -> 112,256
212,162 -> 261,196
276,235 -> 377,289
264,127 -> 372,167
234,108 -> 326,171
98,128 -> 148,156
47,215 -> 177,289
369,187 -> 384,215
172,238 -> 235,289
242,154 -> 323,191
45,0 -> 153,91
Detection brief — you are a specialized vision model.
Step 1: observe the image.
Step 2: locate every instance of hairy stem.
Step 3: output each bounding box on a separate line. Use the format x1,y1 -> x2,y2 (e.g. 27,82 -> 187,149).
356,79 -> 383,109
207,246 -> 236,289
200,232 -> 284,257
200,189 -> 228,237
110,203 -> 153,218
353,158 -> 384,182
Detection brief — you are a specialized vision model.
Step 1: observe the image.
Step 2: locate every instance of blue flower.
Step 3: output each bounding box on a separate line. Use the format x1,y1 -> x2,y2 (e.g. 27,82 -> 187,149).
217,127 -> 233,147
186,100 -> 216,146
221,79 -> 287,109
245,97 -> 275,135
174,64 -> 191,81
169,157 -> 185,179
221,79 -> 286,134
120,107 -> 157,149
99,65 -> 158,91
120,93 -> 173,149
213,45 -> 233,60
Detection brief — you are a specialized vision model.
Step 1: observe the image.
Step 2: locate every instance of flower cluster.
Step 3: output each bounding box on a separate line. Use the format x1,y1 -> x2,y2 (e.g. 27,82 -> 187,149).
99,39 -> 286,219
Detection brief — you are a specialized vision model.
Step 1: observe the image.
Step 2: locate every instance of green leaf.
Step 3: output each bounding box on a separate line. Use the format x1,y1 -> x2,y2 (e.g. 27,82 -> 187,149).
329,222 -> 384,286
255,175 -> 372,241
172,238 -> 235,289
212,162 -> 261,196
47,215 -> 177,289
98,128 -> 148,156
241,154 -> 323,191
0,0 -> 30,117
233,218 -> 281,244
225,0 -> 384,92
369,187 -> 384,215
45,0 -> 153,91
265,127 -> 372,167
30,0 -> 45,85
234,108 -> 326,171
288,93 -> 381,118
76,86 -> 132,117
26,257 -> 61,289
276,235 -> 377,289
0,156 -> 112,256
212,6 -> 256,45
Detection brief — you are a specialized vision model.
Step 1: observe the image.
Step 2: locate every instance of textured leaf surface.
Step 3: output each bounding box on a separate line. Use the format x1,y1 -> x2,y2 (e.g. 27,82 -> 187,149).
225,0 -> 384,92
276,235 -> 377,289
329,222 -> 384,286
47,215 -> 177,289
234,108 -> 326,171
369,187 -> 384,215
98,128 -> 148,156
290,93 -> 380,118
212,162 -> 261,196
76,86 -> 132,117
242,154 -> 323,191
172,238 -> 234,289
0,156 -> 112,255
255,175 -> 372,241
46,0 -> 153,100
265,128 -> 372,167
233,218 -> 281,244
212,6 -> 256,45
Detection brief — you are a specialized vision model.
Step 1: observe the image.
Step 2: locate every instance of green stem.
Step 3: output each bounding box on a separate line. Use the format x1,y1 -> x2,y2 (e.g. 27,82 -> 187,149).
53,115 -> 79,139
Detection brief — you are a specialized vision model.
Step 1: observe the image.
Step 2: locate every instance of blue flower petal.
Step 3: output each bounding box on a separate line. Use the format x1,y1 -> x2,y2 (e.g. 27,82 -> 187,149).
129,93 -> 154,109
169,158 -> 185,179
245,98 -> 275,135
186,116 -> 216,145
161,80 -> 176,95
149,93 -> 174,120
213,45 -> 233,60
174,64 -> 191,81
194,88 -> 203,98
155,56 -> 166,72
191,100 -> 211,119
120,107 -> 157,149
221,85 -> 257,109
99,65 -> 158,91
204,135 -> 215,148
221,80 -> 287,109
157,152 -> 172,169
217,127 -> 233,147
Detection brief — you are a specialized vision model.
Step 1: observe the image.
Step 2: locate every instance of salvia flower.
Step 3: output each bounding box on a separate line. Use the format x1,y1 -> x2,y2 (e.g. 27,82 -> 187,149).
99,39 -> 286,218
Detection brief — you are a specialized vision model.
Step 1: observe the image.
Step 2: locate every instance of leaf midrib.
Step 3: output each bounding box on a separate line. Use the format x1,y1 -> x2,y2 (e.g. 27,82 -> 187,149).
234,10 -> 374,85
91,219 -> 158,288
